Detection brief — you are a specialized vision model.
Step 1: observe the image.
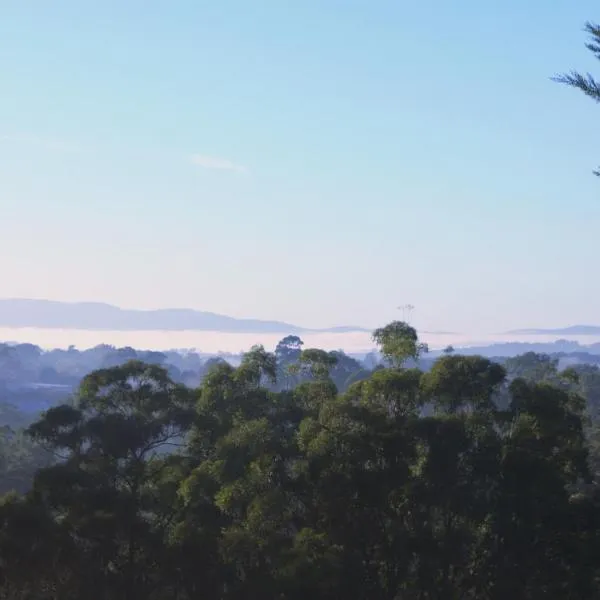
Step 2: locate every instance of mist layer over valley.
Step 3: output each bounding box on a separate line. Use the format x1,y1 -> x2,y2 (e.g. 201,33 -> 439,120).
5,326 -> 600,355
4,299 -> 600,355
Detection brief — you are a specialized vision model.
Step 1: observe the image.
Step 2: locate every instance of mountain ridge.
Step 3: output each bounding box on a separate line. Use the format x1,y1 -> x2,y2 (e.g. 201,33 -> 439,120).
506,325 -> 600,336
0,298 -> 370,334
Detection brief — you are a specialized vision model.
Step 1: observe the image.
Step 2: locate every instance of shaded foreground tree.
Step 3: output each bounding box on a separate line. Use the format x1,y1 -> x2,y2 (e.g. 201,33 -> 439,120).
0,323 -> 598,599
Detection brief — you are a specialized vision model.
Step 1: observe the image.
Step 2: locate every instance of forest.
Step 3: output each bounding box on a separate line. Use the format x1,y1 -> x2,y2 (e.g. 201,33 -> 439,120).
1,320 -> 600,599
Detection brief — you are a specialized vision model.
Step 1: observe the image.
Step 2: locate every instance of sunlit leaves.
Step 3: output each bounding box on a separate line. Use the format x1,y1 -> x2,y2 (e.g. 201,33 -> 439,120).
373,321 -> 428,367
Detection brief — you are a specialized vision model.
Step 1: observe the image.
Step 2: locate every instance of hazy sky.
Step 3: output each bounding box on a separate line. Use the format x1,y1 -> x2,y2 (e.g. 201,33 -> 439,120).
2,0 -> 600,335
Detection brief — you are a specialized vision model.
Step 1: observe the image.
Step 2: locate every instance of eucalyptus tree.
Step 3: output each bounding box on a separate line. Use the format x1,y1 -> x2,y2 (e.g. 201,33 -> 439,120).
372,321 -> 428,368
26,360 -> 195,599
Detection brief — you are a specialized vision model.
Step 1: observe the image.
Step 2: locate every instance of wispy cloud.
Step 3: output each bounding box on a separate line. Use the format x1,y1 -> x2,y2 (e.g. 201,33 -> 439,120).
190,154 -> 248,174
0,133 -> 81,153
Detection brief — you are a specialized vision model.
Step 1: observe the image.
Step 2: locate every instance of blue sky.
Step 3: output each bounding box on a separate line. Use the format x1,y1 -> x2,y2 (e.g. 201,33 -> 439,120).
1,0 -> 600,334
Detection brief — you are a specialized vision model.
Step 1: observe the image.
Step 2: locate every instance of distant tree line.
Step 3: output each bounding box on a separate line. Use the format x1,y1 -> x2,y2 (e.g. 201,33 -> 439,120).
0,335 -> 373,394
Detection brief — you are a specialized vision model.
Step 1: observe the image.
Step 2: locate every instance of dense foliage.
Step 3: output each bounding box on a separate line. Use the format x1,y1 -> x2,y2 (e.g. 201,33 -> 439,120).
0,337 -> 372,424
0,321 -> 599,599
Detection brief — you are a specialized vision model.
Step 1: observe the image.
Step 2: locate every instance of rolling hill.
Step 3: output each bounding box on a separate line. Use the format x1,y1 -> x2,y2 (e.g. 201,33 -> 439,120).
0,299 -> 369,334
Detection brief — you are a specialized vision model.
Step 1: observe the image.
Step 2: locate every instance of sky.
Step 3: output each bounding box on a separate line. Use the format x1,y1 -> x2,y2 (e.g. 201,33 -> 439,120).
1,0 -> 600,337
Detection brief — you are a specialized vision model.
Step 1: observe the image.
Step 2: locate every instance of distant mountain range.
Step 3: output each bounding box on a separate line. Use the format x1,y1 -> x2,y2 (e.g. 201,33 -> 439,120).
506,325 -> 600,336
0,299 -> 369,334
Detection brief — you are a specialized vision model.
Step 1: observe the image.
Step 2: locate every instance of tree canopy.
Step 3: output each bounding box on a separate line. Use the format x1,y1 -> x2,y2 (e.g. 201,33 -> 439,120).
0,322 -> 599,599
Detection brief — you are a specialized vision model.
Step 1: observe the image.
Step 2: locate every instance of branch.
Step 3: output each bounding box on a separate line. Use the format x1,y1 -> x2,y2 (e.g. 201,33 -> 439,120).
552,71 -> 600,102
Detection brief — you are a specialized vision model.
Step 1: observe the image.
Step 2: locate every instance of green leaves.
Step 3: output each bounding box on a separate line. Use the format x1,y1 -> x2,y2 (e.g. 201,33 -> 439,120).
238,345 -> 277,388
297,348 -> 338,381
422,355 -> 506,414
2,333 -> 600,599
373,321 -> 428,368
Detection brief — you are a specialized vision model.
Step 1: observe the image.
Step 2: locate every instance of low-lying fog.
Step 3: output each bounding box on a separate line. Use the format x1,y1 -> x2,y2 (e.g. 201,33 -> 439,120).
2,327 -> 600,354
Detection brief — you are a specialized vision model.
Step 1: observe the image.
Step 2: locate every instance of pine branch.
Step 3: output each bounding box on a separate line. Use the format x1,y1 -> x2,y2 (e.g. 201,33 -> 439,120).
584,21 -> 600,59
552,71 -> 600,102
553,21 -> 600,102
553,22 -> 600,176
